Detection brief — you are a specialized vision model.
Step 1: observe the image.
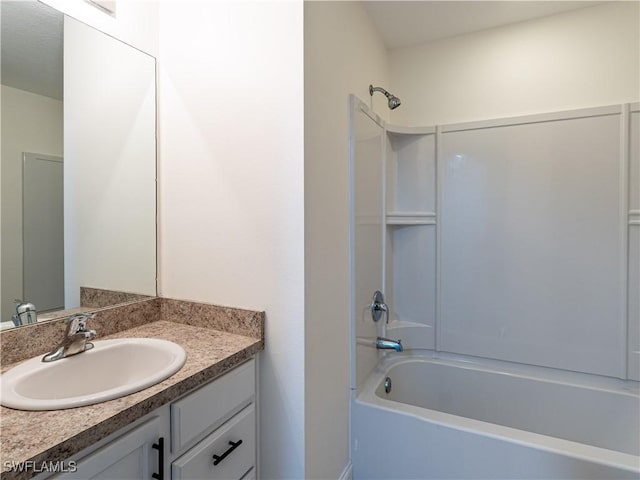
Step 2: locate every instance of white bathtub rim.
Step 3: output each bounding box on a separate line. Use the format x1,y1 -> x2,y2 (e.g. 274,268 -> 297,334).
358,359 -> 640,473
376,351 -> 640,396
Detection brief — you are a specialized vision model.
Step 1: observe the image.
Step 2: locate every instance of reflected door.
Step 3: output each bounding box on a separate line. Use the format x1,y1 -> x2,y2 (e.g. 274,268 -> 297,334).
23,152 -> 64,313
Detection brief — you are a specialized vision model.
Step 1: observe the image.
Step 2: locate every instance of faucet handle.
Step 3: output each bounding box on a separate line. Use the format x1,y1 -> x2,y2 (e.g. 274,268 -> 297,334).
67,312 -> 95,322
370,291 -> 389,323
66,312 -> 96,334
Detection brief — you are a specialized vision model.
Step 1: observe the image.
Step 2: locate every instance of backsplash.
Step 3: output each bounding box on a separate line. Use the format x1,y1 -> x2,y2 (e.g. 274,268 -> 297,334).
80,287 -> 153,308
161,298 -> 264,341
0,298 -> 264,366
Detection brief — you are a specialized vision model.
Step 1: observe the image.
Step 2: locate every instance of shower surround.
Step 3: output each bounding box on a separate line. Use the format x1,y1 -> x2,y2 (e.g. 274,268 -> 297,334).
350,97 -> 640,478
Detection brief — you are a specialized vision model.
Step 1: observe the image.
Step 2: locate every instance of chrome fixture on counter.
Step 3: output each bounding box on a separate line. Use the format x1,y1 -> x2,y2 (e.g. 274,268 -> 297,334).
11,300 -> 37,326
42,313 -> 97,362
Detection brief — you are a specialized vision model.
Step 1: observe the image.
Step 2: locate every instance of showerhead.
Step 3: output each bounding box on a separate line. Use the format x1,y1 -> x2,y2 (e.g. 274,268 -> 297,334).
387,95 -> 401,110
369,84 -> 401,110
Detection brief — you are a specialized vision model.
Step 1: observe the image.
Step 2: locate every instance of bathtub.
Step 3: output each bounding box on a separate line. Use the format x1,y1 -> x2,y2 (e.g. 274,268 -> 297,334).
352,353 -> 640,479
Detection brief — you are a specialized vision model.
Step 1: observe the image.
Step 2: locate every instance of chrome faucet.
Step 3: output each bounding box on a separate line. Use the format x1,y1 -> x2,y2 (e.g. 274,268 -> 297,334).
42,313 -> 97,362
375,337 -> 403,352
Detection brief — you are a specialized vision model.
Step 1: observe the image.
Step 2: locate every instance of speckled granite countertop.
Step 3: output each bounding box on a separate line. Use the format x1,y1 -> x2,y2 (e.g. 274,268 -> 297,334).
0,320 -> 263,480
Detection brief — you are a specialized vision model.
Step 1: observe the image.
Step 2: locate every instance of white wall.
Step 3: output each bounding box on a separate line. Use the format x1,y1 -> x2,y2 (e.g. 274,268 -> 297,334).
304,3 -> 389,478
390,2 -> 640,126
0,86 -> 63,321
157,2 -> 304,478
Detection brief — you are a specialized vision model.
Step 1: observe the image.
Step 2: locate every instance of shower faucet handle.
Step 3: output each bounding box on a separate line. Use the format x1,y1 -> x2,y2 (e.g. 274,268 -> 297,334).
370,290 -> 389,323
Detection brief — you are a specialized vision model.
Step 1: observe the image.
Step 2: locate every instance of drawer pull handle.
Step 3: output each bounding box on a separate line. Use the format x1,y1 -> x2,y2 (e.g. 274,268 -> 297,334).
213,439 -> 243,466
152,437 -> 165,480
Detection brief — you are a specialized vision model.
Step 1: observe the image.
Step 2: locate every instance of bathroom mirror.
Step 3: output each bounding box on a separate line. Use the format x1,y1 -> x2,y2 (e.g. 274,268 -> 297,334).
0,0 -> 157,329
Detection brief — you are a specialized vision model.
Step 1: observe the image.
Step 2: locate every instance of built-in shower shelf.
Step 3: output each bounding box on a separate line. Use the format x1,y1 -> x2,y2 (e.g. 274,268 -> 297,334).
386,212 -> 436,225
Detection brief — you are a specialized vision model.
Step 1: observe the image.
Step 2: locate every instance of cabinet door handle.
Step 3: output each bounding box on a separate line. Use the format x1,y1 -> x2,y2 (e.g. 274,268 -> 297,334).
212,439 -> 243,466
152,437 -> 164,480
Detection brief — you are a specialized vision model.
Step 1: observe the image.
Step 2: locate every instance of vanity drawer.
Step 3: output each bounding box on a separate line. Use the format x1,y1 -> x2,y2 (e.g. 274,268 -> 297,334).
171,359 -> 254,453
172,404 -> 255,480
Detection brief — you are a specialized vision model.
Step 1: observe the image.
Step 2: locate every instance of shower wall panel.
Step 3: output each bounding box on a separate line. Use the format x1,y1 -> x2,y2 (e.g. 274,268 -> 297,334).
371,104 -> 637,380
439,109 -> 625,377
350,97 -> 385,391
387,225 -> 436,350
628,106 -> 640,380
386,132 -> 436,214
385,130 -> 437,350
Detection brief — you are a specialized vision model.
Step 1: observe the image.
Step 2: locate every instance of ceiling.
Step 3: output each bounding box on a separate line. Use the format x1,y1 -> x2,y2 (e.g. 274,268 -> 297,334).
1,0 -> 63,100
363,1 -> 605,49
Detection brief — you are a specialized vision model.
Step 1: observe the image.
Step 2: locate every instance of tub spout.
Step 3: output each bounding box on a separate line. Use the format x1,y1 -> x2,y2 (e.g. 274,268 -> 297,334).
375,337 -> 403,352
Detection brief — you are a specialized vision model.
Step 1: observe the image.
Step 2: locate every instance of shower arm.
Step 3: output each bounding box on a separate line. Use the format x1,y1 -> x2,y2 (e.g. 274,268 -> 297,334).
369,85 -> 392,99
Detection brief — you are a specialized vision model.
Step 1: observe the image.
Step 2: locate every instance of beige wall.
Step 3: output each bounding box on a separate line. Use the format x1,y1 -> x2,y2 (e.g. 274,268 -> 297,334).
304,2 -> 389,478
1,85 -> 63,321
390,2 -> 640,126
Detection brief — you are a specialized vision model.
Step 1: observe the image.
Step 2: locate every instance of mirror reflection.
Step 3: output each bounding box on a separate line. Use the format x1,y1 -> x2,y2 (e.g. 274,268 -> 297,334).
1,0 -> 157,330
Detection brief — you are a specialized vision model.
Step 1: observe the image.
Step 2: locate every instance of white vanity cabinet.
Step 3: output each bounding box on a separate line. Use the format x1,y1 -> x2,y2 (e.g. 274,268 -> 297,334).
53,412 -> 169,480
49,358 -> 256,480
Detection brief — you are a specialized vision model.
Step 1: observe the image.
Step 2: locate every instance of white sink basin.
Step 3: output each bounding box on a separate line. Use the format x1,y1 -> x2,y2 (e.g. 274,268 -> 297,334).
0,338 -> 186,411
